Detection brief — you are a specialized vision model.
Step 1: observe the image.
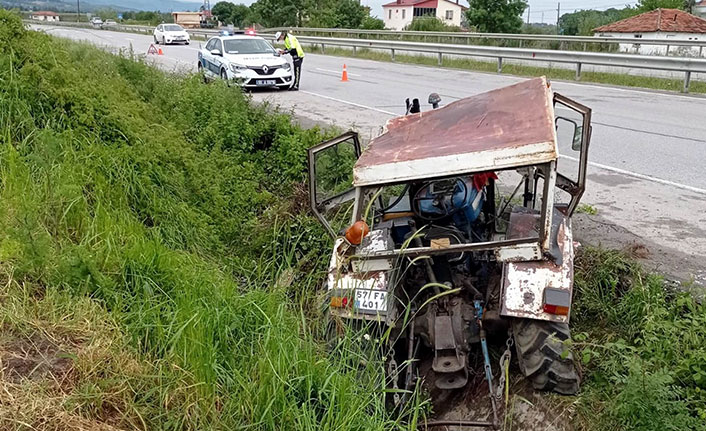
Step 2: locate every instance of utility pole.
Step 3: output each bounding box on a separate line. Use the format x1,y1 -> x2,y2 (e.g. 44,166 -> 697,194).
556,2 -> 561,34
526,5 -> 530,24
541,11 -> 544,24
77,0 -> 80,22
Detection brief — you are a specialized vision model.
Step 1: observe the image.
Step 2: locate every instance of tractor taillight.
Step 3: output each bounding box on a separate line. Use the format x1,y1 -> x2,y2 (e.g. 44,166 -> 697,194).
542,288 -> 571,316
543,304 -> 569,315
330,296 -> 349,308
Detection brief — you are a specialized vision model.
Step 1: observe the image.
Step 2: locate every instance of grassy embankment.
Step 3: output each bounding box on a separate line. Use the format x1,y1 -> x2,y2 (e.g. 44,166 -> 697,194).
1,10 -> 704,431
306,45 -> 706,95
0,11 -> 426,430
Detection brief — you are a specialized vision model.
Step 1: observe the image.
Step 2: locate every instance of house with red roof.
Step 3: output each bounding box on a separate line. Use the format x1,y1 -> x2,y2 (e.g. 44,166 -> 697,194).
29,11 -> 60,22
593,8 -> 706,56
382,0 -> 467,31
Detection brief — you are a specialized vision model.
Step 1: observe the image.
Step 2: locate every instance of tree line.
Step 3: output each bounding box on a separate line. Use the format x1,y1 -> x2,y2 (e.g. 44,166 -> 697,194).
97,0 -> 700,35
211,0 -> 385,30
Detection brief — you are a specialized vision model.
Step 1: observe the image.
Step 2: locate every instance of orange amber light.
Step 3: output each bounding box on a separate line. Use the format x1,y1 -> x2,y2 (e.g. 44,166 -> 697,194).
345,220 -> 370,245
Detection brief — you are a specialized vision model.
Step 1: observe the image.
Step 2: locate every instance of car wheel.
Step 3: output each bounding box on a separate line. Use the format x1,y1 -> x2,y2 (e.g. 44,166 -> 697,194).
162,36 -> 166,45
185,41 -> 190,45
154,35 -> 159,44
220,69 -> 230,86
198,63 -> 207,82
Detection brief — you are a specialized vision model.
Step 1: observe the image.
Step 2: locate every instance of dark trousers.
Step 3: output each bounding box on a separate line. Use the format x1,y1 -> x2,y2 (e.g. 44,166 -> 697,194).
292,57 -> 303,89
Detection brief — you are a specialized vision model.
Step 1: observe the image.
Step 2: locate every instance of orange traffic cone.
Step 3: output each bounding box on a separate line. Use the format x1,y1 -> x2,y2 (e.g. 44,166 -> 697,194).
341,64 -> 348,82
158,47 -> 164,55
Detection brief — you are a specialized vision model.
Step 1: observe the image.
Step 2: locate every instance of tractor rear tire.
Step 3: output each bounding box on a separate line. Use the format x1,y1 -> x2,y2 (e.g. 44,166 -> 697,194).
512,319 -> 580,395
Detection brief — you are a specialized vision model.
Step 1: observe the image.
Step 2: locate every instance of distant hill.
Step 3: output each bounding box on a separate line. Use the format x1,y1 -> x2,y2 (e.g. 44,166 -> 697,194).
1,0 -> 203,12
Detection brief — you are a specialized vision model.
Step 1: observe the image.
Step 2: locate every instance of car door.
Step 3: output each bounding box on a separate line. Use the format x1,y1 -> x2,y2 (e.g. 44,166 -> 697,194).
202,38 -> 222,75
307,132 -> 362,238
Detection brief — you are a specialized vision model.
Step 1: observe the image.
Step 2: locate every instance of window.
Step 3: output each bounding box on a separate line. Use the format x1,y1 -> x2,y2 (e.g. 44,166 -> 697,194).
389,10 -> 392,19
223,38 -> 275,55
633,34 -> 642,38
446,10 -> 453,20
413,7 -> 436,17
206,38 -> 219,51
402,9 -> 406,19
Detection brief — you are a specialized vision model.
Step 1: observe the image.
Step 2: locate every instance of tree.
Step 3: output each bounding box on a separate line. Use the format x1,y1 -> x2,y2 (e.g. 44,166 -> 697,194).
360,16 -> 385,30
250,0 -> 309,27
637,0 -> 683,11
559,7 -> 637,36
249,0 -> 377,29
211,1 -> 235,24
405,17 -> 461,31
333,0 -> 366,28
684,0 -> 696,13
465,0 -> 528,34
230,5 -> 251,27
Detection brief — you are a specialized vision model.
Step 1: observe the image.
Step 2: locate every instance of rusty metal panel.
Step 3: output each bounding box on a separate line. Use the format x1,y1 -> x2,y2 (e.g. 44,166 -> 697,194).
500,215 -> 574,323
354,77 -> 558,186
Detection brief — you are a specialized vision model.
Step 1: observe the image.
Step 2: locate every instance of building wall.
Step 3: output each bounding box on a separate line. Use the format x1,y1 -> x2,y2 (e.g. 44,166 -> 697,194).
383,6 -> 414,30
596,31 -> 705,56
435,1 -> 464,27
31,15 -> 59,22
173,12 -> 202,29
695,5 -> 706,19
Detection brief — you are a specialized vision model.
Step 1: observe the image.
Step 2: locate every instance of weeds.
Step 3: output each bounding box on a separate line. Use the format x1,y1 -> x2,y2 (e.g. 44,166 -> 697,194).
572,248 -> 706,430
0,11 -> 422,430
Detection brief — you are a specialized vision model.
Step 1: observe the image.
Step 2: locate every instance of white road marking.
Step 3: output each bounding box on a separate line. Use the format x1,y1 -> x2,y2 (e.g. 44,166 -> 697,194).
560,154 -> 706,195
556,80 -> 706,101
300,91 -> 397,115
315,67 -> 361,77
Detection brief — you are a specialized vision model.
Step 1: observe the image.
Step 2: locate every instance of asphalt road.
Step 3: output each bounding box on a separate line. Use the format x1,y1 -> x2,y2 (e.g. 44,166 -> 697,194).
34,26 -> 706,285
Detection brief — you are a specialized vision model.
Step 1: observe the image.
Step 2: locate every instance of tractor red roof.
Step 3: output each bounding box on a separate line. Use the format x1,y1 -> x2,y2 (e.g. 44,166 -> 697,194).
353,77 -> 558,186
32,11 -> 58,16
594,8 -> 706,33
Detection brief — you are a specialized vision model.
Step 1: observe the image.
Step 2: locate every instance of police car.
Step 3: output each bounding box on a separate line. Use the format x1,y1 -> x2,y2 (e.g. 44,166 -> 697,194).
198,33 -> 293,89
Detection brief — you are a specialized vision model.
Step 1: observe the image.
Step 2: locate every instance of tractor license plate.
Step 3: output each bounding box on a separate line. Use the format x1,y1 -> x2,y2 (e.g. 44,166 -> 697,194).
256,79 -> 276,86
355,289 -> 388,313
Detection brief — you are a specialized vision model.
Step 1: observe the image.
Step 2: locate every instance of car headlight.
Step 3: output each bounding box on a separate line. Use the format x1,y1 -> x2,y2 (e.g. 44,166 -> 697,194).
230,64 -> 247,73
282,63 -> 291,71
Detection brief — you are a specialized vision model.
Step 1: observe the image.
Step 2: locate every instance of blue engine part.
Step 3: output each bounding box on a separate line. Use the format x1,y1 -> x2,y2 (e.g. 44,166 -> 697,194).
417,178 -> 484,229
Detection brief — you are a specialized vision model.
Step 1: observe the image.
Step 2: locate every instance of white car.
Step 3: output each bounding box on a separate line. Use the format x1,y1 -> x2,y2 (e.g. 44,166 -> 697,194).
153,24 -> 190,45
90,17 -> 103,27
197,35 -> 293,89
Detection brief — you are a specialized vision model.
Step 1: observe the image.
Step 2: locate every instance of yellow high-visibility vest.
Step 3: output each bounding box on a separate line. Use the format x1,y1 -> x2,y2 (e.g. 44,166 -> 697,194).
284,34 -> 305,58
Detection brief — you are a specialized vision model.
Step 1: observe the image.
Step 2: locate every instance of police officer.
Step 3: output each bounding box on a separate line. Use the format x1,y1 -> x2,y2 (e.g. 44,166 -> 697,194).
275,31 -> 304,91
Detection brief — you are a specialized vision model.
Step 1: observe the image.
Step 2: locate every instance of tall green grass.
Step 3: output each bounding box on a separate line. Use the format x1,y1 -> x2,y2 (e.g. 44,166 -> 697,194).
572,248 -> 706,430
0,10 -> 424,430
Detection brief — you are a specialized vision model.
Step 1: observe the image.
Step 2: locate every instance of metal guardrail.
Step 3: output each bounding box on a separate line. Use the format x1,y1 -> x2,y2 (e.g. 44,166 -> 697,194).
293,36 -> 706,92
27,21 -> 705,92
268,26 -> 706,54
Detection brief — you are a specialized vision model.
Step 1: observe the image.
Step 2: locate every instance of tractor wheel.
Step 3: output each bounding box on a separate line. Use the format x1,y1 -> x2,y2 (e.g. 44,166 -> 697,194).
512,319 -> 580,395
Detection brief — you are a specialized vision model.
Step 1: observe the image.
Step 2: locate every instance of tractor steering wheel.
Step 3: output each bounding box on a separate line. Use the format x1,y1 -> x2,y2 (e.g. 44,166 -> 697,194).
412,178 -> 468,221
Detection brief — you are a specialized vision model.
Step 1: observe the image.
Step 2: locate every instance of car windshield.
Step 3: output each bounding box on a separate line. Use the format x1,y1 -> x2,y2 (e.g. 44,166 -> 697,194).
164,25 -> 184,32
223,38 -> 274,55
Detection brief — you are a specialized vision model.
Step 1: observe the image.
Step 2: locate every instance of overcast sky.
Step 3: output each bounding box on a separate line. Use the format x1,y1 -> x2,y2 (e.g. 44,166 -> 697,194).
224,0 -> 637,24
